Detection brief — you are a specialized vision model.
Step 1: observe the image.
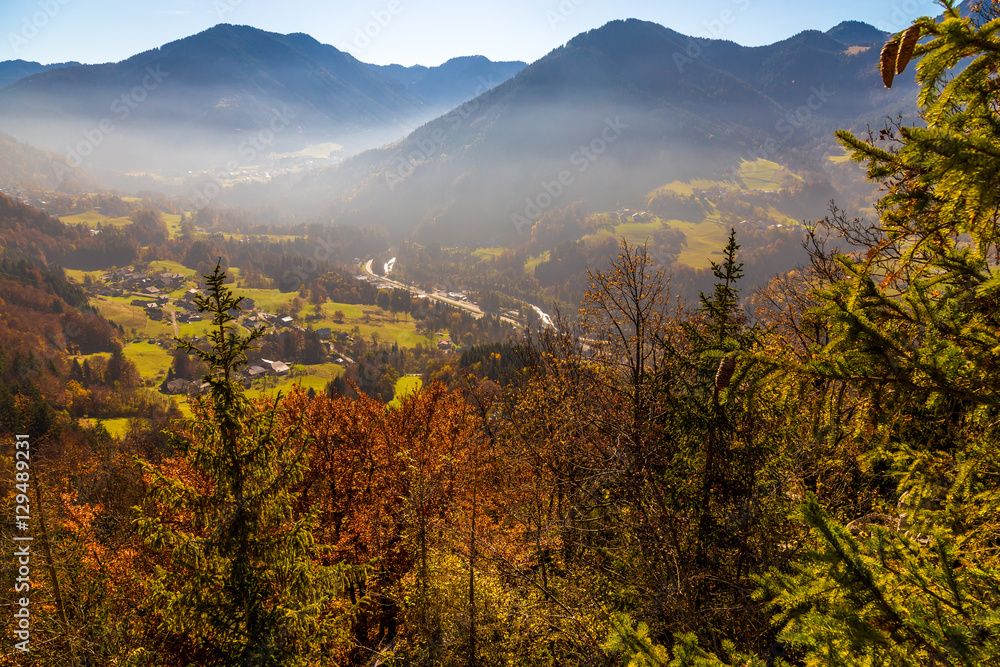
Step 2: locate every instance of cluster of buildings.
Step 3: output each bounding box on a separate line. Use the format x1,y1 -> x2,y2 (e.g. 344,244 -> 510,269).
103,268 -> 187,294
1,187 -> 47,210
162,378 -> 210,396
130,295 -> 170,320
244,358 -> 291,385
614,208 -> 652,222
242,310 -> 302,333
162,358 -> 294,394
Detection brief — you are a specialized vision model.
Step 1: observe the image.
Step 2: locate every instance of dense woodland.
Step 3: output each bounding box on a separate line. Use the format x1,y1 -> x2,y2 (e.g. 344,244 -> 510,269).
2,4 -> 1000,665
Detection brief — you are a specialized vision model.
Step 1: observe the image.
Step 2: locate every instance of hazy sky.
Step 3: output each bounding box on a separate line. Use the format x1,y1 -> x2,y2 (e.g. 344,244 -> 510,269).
3,0 -> 942,67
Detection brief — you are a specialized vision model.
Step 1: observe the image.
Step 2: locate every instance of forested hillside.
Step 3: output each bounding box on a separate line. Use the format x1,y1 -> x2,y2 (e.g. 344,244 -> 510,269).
0,2 -> 998,665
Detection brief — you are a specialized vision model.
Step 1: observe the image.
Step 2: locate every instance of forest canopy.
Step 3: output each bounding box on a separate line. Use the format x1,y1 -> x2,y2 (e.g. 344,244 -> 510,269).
2,1 -> 1000,665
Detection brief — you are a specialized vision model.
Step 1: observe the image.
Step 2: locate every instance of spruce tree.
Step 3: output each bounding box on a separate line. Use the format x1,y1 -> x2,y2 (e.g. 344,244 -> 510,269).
698,228 -> 745,346
135,263 -> 340,665
760,2 -> 1000,663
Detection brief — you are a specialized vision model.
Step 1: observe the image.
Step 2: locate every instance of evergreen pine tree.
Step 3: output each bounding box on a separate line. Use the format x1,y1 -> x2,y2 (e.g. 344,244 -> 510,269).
698,228 -> 745,346
135,263 -> 341,665
760,2 -> 1000,663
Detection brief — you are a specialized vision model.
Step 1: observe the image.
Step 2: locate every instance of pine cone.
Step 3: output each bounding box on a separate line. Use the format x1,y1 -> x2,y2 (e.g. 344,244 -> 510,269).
881,40 -> 899,88
896,25 -> 921,75
715,356 -> 736,391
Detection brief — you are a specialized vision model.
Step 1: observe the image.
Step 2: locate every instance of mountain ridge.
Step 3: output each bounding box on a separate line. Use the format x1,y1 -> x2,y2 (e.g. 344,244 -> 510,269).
0,59 -> 81,89
229,17 -> 916,244
0,24 -> 525,177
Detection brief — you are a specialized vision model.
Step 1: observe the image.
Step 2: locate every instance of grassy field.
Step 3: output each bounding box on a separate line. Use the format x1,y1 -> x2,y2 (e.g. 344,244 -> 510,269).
72,351 -> 112,365
80,417 -> 132,438
645,160 -> 799,196
762,204 -> 802,226
122,342 -> 174,381
473,247 -> 506,261
147,260 -> 200,279
739,158 -> 801,191
64,268 -> 105,283
66,260 -> 200,286
244,363 -> 344,400
222,233 -> 306,243
607,220 -> 665,245
348,309 -> 434,348
60,211 -> 133,227
577,214 -> 728,269
669,220 -> 732,268
591,219 -> 730,268
93,297 -> 174,339
304,301 -> 435,348
163,364 -> 344,422
315,301 -> 365,320
827,148 -> 851,164
525,251 -> 550,273
390,376 -> 423,408
93,295 -> 243,341
648,177 -> 736,197
234,288 -> 299,313
163,213 -> 183,239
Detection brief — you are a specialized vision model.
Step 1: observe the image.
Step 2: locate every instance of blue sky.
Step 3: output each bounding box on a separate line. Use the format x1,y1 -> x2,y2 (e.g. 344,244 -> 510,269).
3,0 -> 942,67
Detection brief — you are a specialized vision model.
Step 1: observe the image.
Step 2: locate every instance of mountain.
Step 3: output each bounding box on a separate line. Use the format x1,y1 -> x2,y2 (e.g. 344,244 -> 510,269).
0,131 -> 101,192
0,25 -> 519,176
0,60 -> 80,89
958,0 -> 990,19
376,56 -> 527,113
236,18 -> 915,244
695,26 -> 912,127
825,21 -> 887,46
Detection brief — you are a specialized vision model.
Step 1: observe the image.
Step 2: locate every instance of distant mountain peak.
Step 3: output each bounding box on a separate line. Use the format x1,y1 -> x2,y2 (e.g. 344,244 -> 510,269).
825,20 -> 888,46
0,59 -> 80,90
0,25 -> 526,181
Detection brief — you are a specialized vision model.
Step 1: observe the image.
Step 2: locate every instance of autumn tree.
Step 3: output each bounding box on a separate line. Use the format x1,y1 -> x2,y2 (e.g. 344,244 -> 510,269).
580,238 -> 669,451
629,228 -> 794,653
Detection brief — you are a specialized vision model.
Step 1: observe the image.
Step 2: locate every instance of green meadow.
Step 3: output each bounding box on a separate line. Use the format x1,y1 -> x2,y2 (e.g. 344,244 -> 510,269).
122,342 -> 174,381
738,158 -> 801,191
80,417 -> 132,438
60,211 -> 133,227
390,376 -> 423,408
473,247 -> 506,261
647,177 -> 736,197
163,213 -> 183,239
524,250 -> 550,273
243,363 -> 344,400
